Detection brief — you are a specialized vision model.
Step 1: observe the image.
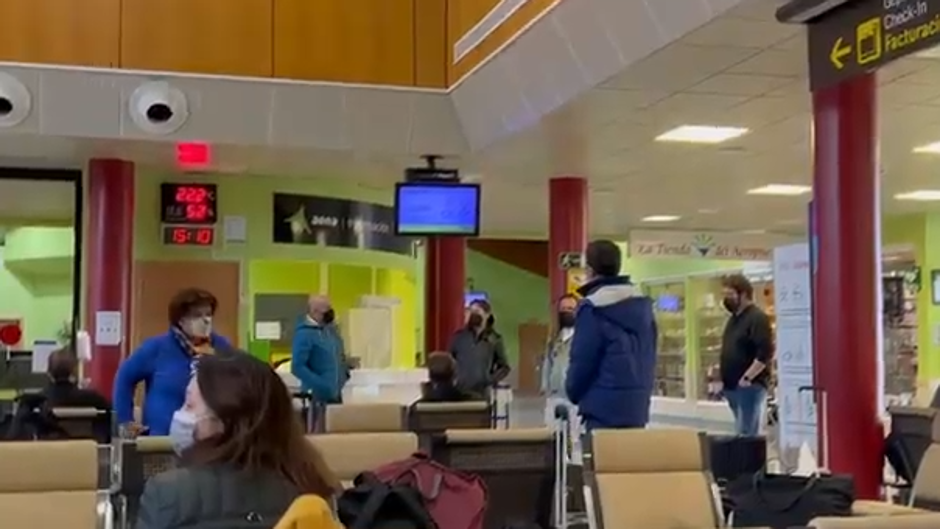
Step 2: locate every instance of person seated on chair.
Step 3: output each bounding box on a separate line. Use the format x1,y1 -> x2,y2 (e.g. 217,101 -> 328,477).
43,346 -> 111,410
42,346 -> 111,442
137,349 -> 340,529
419,352 -> 473,403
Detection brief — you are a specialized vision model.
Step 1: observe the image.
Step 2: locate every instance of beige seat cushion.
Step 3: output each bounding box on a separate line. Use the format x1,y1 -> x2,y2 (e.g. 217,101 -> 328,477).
814,513 -> 940,528
851,500 -> 927,516
589,429 -> 720,529
444,427 -> 552,444
0,491 -> 99,529
597,472 -> 718,528
309,432 -> 417,482
0,441 -> 99,529
325,403 -> 404,433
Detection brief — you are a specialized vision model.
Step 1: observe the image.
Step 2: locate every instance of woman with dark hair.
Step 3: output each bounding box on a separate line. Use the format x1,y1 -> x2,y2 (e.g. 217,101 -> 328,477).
447,299 -> 510,398
137,350 -> 340,529
114,288 -> 232,436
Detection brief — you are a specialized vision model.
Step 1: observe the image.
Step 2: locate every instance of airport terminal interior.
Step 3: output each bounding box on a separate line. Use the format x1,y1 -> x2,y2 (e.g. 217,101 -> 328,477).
4,0 -> 940,527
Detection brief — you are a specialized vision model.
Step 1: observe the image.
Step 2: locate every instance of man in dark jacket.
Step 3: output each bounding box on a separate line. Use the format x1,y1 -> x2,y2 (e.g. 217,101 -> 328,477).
566,240 -> 657,430
448,299 -> 511,398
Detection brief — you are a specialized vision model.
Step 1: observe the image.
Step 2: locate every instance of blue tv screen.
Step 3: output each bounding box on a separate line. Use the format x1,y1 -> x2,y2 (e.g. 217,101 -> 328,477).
394,182 -> 481,236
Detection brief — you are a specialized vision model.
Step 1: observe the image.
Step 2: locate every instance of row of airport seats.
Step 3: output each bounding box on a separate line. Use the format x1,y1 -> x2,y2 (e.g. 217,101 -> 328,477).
16,401 -> 940,529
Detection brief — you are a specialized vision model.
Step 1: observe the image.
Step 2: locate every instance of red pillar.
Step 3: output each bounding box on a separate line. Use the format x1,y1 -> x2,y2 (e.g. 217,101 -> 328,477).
424,237 -> 466,353
85,159 -> 135,396
549,177 -> 588,305
811,73 -> 881,499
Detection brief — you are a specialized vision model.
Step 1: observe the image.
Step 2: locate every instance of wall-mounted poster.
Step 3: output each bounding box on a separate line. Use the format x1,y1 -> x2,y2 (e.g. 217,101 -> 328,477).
272,193 -> 412,255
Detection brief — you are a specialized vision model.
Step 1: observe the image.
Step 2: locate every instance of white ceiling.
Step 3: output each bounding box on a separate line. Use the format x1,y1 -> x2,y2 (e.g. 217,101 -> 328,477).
2,1 -> 940,237
0,178 -> 75,223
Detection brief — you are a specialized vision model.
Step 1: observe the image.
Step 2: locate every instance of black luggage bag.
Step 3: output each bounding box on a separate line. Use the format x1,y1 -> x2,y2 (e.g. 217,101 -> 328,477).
708,435 -> 767,485
724,470 -> 854,528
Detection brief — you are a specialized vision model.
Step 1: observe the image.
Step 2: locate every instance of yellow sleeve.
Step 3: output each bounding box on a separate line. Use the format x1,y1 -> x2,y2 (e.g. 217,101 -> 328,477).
273,495 -> 345,529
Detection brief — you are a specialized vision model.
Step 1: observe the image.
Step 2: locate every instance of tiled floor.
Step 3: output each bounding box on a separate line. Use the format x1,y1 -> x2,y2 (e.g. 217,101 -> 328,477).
510,396 -> 735,433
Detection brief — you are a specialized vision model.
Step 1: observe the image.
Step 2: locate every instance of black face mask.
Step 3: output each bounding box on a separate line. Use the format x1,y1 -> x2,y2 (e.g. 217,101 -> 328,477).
722,297 -> 739,314
557,312 -> 576,329
322,309 -> 336,325
467,313 -> 484,329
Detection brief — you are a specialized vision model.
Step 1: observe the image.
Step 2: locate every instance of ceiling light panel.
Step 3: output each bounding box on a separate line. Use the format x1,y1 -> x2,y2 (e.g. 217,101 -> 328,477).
895,190 -> 940,201
655,125 -> 749,144
913,142 -> 940,154
641,215 -> 681,222
747,184 -> 812,196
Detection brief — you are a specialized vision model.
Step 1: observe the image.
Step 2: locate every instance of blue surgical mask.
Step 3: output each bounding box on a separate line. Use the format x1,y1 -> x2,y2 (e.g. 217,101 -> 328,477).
169,409 -> 199,455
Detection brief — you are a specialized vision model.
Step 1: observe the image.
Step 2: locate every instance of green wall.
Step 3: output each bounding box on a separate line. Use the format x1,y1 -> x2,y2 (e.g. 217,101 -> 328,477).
0,227 -> 75,345
133,172 -> 421,365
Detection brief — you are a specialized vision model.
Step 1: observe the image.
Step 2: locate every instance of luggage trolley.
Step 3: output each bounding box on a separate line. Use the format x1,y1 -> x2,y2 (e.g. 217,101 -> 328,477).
553,404 -> 591,529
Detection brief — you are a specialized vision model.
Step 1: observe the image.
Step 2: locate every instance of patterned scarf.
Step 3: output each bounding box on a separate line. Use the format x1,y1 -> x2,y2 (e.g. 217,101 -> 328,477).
171,326 -> 214,373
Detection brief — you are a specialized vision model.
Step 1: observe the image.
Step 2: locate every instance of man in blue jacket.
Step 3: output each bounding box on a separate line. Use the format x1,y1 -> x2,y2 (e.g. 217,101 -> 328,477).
292,295 -> 345,404
566,240 -> 657,430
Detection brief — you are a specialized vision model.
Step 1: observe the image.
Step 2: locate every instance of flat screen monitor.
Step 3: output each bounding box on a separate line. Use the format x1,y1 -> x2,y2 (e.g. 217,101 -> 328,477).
465,291 -> 488,307
394,182 -> 481,236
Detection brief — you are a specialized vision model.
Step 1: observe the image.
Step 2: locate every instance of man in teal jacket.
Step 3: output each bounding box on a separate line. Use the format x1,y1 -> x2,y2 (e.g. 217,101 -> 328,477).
291,295 -> 345,404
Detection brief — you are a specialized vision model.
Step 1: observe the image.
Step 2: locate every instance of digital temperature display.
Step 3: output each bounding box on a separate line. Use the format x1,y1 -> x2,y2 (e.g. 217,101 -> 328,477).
163,226 -> 215,246
160,183 -> 218,225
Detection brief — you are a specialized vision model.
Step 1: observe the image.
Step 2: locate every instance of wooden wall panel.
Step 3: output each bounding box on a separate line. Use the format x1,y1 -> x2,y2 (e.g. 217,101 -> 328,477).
414,0 -> 448,88
468,239 -> 548,278
274,0 -> 417,86
120,0 -> 273,77
0,0 -> 120,67
450,0 -> 557,82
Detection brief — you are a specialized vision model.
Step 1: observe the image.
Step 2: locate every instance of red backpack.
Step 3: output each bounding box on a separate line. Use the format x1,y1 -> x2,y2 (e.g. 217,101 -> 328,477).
371,452 -> 487,529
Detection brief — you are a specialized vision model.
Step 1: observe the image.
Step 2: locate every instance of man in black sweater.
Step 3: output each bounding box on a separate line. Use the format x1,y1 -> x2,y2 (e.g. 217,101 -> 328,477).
719,274 -> 773,436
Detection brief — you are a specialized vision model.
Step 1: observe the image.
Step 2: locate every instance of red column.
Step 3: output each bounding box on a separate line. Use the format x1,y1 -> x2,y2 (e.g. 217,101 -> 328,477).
424,237 -> 466,353
549,177 -> 588,304
811,73 -> 881,499
85,159 -> 135,396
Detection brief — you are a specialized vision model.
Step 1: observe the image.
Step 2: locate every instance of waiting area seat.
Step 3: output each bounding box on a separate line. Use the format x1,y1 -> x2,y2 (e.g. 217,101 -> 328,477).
118,436 -> 177,525
584,429 -> 723,529
51,407 -> 111,443
323,403 -> 405,433
308,432 -> 418,487
853,407 -> 940,516
0,440 -> 102,529
432,428 -> 554,529
408,401 -> 492,433
812,513 -> 940,527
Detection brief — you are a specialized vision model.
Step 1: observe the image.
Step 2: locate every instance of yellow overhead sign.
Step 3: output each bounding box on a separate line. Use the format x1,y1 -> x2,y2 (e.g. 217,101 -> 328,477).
807,0 -> 940,91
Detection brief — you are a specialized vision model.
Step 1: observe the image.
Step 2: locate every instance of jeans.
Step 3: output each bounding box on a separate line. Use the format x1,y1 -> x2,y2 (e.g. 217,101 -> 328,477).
724,385 -> 766,436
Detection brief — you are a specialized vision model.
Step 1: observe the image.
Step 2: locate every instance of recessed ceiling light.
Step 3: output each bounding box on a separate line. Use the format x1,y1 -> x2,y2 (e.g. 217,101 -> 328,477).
641,215 -> 681,222
655,125 -> 749,144
697,208 -> 720,214
913,142 -> 940,154
747,184 -> 812,196
895,190 -> 940,201
739,229 -> 767,235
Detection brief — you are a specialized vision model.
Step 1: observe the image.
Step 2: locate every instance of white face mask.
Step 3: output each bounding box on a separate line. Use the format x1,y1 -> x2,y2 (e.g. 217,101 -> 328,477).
183,316 -> 212,338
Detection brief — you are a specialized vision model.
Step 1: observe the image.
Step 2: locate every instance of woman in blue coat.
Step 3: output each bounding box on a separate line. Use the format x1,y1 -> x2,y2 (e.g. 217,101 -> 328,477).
113,288 -> 231,436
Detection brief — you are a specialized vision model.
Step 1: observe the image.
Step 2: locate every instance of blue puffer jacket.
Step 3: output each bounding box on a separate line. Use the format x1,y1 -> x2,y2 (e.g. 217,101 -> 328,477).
566,276 -> 657,429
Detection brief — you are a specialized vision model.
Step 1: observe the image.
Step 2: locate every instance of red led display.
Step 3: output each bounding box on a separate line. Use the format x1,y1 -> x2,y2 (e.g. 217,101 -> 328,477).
160,183 -> 218,225
176,142 -> 212,168
163,226 -> 215,246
